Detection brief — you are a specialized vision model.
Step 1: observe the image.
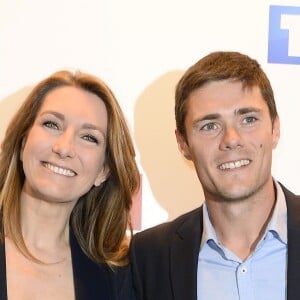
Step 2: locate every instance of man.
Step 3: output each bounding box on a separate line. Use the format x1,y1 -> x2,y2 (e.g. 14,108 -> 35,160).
130,51 -> 300,300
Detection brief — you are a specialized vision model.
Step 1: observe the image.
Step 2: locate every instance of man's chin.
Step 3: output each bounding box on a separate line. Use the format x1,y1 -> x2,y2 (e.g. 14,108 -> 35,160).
209,186 -> 258,203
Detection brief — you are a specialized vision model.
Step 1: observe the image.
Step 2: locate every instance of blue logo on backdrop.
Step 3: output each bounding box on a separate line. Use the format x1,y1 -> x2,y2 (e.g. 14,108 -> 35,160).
268,5 -> 300,64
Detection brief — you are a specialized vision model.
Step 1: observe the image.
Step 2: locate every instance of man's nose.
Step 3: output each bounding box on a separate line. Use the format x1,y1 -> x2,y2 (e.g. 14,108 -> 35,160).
219,126 -> 243,151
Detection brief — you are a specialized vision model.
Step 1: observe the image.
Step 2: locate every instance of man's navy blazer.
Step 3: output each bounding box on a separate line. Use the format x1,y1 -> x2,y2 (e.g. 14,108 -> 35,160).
130,184 -> 300,300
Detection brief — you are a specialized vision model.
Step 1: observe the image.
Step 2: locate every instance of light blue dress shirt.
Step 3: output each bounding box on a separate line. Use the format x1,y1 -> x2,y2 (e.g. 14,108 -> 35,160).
197,181 -> 287,300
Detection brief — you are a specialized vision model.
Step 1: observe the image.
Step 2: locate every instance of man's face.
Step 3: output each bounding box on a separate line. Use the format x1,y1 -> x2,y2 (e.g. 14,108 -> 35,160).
176,80 -> 280,203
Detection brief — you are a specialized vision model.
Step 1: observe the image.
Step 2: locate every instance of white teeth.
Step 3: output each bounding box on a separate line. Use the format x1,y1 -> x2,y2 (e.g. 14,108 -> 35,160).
219,159 -> 250,170
44,163 -> 76,177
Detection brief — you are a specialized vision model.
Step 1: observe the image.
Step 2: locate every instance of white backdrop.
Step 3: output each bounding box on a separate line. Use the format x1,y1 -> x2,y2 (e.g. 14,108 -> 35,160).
1,0 -> 300,230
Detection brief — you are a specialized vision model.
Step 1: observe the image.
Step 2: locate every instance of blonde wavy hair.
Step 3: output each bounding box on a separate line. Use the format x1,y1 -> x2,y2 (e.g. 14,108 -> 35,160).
0,70 -> 140,266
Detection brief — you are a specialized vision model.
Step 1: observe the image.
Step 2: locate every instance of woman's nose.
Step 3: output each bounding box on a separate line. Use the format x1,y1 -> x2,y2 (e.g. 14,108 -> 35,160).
52,131 -> 76,158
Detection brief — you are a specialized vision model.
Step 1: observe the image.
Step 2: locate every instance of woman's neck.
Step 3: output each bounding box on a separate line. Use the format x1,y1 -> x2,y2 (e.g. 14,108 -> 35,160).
17,191 -> 74,262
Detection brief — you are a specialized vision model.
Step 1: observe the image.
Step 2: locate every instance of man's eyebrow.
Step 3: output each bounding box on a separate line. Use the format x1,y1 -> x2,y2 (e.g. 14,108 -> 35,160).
192,113 -> 221,127
196,113 -> 221,122
235,107 -> 261,115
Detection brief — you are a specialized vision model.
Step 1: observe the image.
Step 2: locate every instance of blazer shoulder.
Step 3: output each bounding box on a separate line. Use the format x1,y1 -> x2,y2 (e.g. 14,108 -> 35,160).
108,265 -> 135,300
280,182 -> 300,199
70,229 -> 116,300
279,182 -> 300,208
132,206 -> 202,246
130,207 -> 202,300
279,182 -> 300,230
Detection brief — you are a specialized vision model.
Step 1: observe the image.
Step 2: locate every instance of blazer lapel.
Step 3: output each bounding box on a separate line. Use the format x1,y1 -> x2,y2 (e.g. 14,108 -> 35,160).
70,229 -> 112,300
169,185 -> 300,300
282,185 -> 300,300
0,240 -> 7,300
170,208 -> 203,300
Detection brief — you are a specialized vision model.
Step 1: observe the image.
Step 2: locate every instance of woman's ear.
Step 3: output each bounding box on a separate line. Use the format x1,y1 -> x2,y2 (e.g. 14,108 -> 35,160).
20,138 -> 26,162
94,165 -> 110,187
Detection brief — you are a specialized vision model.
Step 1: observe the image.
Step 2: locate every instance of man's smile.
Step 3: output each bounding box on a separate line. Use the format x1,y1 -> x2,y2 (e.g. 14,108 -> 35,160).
218,159 -> 250,170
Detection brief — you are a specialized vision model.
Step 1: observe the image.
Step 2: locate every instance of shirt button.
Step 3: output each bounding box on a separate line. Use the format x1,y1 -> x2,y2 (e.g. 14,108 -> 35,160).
241,267 -> 247,274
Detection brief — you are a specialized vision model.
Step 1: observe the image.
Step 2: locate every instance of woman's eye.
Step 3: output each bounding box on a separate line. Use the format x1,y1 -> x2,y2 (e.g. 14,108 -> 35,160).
83,134 -> 98,144
43,120 -> 59,129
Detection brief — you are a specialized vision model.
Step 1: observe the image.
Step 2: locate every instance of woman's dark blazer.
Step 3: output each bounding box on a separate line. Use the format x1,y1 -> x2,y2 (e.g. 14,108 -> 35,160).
0,228 -> 134,300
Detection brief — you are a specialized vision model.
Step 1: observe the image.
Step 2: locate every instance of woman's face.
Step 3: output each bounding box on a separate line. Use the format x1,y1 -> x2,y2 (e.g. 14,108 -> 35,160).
21,86 -> 109,205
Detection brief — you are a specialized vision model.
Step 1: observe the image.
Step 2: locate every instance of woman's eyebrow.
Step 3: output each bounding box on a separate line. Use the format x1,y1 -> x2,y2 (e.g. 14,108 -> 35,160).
40,110 -> 65,121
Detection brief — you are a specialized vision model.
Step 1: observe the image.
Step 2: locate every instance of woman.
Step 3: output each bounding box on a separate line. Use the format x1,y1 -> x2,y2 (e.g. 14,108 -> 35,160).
0,70 -> 140,299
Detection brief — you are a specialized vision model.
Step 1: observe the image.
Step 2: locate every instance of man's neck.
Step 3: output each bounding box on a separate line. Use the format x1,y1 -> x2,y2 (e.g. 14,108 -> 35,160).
205,183 -> 276,260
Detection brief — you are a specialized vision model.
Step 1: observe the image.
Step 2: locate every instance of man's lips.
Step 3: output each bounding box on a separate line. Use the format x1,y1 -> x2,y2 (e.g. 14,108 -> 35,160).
218,159 -> 250,170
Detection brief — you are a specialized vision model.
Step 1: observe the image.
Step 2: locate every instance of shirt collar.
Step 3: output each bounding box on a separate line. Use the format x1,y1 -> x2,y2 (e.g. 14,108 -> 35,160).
268,180 -> 287,243
200,179 -> 287,250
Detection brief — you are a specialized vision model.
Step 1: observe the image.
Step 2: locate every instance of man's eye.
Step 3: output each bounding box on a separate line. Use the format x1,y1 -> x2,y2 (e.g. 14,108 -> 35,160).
202,123 -> 217,131
43,121 -> 59,129
83,134 -> 98,144
243,116 -> 257,124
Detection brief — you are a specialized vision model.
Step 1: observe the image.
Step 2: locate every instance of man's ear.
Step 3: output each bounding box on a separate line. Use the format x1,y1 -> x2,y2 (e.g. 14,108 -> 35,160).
272,116 -> 280,149
94,165 -> 110,187
175,129 -> 192,160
